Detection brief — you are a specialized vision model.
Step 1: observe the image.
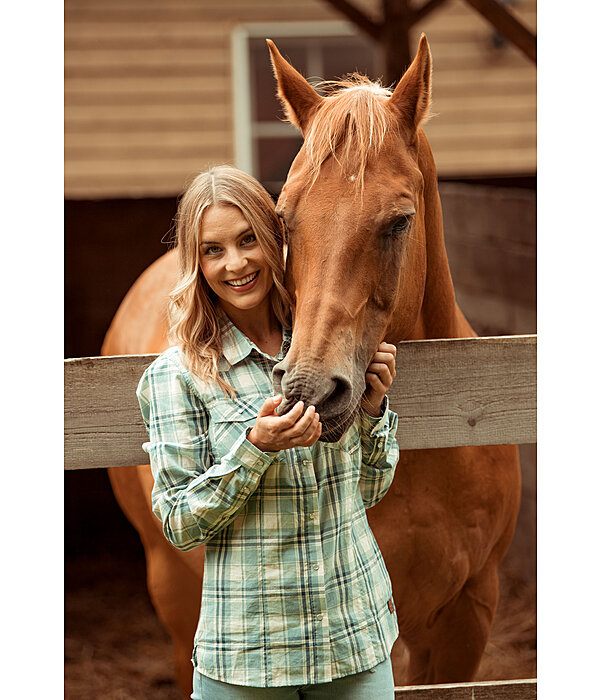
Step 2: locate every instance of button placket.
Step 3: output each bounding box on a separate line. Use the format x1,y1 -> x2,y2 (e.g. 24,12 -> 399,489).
300,451 -> 328,654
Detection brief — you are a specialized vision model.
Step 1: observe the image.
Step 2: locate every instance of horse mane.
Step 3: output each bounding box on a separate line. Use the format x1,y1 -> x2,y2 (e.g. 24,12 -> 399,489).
303,74 -> 396,190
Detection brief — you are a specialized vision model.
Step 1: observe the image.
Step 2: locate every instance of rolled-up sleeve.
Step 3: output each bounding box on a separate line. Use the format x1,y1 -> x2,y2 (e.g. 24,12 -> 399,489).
137,357 -> 274,550
357,396 -> 400,508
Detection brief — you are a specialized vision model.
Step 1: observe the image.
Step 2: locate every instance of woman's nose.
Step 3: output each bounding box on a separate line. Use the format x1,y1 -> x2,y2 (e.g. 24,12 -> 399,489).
224,250 -> 248,272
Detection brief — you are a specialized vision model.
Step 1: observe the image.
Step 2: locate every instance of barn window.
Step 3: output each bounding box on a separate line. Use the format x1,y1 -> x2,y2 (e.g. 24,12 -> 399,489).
232,23 -> 380,194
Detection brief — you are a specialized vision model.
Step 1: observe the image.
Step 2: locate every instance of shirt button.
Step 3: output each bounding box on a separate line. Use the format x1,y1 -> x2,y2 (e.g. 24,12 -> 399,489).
241,486 -> 250,494
256,460 -> 263,467
312,564 -> 319,571
302,459 -> 309,466
315,614 -> 323,621
308,513 -> 316,520
237,408 -> 244,414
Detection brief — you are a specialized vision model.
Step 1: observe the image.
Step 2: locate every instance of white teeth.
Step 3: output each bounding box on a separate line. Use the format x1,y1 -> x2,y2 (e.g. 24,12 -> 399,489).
226,272 -> 258,287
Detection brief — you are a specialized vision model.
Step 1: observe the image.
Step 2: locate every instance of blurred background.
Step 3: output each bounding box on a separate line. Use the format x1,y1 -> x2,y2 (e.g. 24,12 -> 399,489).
64,1 -> 536,697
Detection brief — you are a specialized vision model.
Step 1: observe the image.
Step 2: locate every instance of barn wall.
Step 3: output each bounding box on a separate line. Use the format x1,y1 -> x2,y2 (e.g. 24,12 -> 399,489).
440,182 -> 536,579
65,0 -> 536,199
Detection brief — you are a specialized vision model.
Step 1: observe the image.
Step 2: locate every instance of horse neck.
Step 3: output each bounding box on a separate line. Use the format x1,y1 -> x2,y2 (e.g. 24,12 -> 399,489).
408,130 -> 475,341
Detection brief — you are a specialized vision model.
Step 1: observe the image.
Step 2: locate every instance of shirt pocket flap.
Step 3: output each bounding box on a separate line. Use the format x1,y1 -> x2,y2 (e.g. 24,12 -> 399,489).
210,395 -> 263,424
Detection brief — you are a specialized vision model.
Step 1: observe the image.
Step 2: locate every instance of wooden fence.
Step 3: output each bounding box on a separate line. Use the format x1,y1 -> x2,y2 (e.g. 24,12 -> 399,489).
64,333 -> 537,697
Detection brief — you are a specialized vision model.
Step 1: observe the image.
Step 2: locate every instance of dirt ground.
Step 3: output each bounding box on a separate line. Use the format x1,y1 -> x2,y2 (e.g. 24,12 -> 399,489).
65,554 -> 536,699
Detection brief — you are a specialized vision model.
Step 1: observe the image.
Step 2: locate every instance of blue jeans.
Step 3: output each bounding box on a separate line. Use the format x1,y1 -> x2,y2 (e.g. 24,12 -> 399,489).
191,658 -> 394,699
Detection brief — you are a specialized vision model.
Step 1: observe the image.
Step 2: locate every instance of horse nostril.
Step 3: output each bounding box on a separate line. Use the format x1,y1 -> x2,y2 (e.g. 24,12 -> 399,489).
272,364 -> 285,388
272,362 -> 290,399
324,376 -> 353,414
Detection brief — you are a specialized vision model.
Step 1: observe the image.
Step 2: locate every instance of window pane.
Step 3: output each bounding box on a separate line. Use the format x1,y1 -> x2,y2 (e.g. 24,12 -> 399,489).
257,136 -> 304,193
322,36 -> 378,82
250,39 -> 307,122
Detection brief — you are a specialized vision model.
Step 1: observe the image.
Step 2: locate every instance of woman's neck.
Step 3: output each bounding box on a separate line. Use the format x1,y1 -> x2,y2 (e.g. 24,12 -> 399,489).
218,299 -> 282,356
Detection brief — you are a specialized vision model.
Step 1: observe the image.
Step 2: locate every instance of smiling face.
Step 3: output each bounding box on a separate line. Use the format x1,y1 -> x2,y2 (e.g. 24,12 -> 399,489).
199,204 -> 274,317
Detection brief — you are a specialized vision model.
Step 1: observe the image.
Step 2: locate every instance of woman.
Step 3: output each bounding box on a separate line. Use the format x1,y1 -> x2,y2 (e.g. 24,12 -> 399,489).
137,165 -> 400,699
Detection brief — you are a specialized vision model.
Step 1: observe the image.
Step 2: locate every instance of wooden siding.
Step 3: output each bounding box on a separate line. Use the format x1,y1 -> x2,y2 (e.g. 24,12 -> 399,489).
65,0 -> 536,199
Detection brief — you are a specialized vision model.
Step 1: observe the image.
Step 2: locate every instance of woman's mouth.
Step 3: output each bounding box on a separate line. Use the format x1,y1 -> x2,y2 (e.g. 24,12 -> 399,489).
224,271 -> 259,291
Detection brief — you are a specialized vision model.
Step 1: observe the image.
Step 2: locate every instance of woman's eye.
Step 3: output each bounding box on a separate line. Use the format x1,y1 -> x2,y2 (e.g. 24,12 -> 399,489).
388,215 -> 413,237
204,246 -> 221,255
241,233 -> 256,245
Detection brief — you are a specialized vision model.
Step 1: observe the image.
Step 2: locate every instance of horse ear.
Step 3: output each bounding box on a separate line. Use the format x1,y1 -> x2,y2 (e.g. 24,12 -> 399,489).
388,34 -> 432,130
267,39 -> 323,135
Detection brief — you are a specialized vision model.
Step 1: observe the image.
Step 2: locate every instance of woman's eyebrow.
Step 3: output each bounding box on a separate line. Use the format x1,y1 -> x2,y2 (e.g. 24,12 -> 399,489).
201,228 -> 252,246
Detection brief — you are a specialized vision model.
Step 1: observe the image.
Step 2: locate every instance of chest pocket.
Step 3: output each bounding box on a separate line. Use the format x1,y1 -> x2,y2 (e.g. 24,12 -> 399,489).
207,394 -> 263,460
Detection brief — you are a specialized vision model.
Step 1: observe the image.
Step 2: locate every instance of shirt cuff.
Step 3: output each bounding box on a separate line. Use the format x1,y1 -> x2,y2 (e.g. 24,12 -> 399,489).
225,427 -> 276,476
359,395 -> 391,437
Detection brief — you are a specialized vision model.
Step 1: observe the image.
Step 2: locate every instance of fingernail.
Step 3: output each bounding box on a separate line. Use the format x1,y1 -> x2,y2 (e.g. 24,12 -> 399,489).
273,394 -> 282,401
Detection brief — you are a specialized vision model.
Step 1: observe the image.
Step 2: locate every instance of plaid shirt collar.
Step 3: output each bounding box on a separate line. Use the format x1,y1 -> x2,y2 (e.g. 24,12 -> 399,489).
218,311 -> 291,370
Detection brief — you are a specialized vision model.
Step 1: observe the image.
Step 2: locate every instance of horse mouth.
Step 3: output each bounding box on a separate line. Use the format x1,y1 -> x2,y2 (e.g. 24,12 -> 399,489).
276,395 -> 357,443
318,409 -> 357,443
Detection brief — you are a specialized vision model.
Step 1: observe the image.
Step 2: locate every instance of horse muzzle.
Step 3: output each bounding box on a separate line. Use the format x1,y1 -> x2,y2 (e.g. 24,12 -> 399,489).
272,357 -> 360,442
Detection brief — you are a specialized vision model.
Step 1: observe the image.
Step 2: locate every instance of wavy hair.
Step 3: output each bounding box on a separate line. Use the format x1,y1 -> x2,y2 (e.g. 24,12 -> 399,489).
168,166 -> 291,395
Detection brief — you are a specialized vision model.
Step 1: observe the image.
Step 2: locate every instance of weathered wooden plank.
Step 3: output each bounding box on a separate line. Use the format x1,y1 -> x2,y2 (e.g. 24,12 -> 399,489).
64,173 -> 207,199
64,335 -> 536,470
65,76 -> 230,97
431,148 -> 537,175
387,335 -> 535,449
393,678 -> 536,699
66,130 -> 231,150
66,138 -> 231,161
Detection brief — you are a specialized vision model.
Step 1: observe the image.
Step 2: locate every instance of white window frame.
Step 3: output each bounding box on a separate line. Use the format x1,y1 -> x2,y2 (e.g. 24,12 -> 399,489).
231,21 -> 379,179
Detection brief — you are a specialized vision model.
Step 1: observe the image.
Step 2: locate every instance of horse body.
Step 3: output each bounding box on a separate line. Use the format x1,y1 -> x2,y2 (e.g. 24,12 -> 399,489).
101,35 -> 520,695
267,35 -> 520,682
102,251 -> 205,693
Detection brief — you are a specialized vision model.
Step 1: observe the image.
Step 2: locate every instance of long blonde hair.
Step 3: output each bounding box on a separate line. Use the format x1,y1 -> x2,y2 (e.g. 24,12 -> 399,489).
168,166 -> 291,395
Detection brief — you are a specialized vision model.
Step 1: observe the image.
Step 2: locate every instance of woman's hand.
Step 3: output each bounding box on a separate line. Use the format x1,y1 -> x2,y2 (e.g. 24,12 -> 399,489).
247,396 -> 322,452
361,342 -> 397,417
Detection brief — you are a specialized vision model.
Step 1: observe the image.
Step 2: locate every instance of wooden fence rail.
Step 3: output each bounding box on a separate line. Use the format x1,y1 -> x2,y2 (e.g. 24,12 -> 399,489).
64,334 -> 536,470
393,679 -> 536,698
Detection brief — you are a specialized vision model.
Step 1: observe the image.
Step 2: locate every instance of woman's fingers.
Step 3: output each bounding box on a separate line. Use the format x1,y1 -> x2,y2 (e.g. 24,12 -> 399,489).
285,406 -> 319,442
257,394 -> 283,417
278,400 -> 304,428
366,363 -> 394,390
378,342 -> 397,355
369,353 -> 396,377
302,420 -> 322,446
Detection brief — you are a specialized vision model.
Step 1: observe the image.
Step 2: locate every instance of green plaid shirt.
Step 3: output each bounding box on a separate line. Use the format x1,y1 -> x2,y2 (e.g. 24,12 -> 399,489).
137,317 -> 400,687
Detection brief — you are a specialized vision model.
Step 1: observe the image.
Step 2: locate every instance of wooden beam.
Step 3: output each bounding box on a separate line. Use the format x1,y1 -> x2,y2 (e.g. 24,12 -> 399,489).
64,335 -> 536,470
410,0 -> 450,26
320,0 -> 382,40
394,678 -> 537,698
461,0 -> 536,64
382,0 -> 413,83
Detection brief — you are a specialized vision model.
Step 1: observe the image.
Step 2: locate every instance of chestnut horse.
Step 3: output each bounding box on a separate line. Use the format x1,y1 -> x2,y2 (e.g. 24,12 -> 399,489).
102,35 -> 520,695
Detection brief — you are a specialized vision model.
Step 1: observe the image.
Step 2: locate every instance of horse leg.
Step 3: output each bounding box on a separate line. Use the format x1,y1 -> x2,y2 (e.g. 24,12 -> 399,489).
144,536 -> 202,696
108,466 -> 203,698
406,563 -> 500,684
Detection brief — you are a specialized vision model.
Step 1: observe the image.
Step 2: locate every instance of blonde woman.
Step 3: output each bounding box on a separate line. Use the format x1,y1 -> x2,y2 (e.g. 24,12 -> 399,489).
137,166 -> 400,699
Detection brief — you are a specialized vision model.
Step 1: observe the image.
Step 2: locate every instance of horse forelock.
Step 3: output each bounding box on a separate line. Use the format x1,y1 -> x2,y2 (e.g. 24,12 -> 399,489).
303,75 -> 397,190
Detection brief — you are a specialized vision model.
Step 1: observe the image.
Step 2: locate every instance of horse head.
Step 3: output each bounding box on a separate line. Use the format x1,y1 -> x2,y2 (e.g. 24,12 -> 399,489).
268,36 -> 460,442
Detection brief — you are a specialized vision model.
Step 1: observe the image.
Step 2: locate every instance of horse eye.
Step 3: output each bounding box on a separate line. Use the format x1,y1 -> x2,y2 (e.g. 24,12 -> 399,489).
387,214 -> 413,237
